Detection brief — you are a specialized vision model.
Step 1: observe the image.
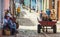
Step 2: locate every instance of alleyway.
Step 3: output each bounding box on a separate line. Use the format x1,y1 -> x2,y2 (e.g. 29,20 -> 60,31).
2,8 -> 60,37
2,0 -> 60,37
17,8 -> 38,30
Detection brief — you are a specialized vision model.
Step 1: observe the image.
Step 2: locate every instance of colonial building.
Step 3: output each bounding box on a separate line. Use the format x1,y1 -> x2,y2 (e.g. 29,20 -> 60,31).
1,0 -> 60,21
37,0 -> 58,20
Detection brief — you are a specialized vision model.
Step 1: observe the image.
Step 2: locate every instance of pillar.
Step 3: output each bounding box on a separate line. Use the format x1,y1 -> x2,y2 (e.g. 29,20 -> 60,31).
49,0 -> 52,10
46,0 -> 49,9
42,0 -> 44,10
10,0 -> 15,15
55,0 -> 58,20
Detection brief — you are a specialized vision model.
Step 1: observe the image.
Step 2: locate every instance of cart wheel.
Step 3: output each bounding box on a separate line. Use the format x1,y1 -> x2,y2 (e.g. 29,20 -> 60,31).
53,25 -> 56,33
37,24 -> 41,33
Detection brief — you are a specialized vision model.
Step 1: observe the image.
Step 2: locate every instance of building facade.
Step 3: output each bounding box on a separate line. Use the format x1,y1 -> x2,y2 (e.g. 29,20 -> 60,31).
1,0 -> 60,21
42,0 -> 58,20
0,0 -> 9,24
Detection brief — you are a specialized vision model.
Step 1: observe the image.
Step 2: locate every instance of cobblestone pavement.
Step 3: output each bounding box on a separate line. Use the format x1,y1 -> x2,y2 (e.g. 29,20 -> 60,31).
16,8 -> 38,26
2,8 -> 60,37
14,9 -> 60,37
18,18 -> 35,26
2,29 -> 60,37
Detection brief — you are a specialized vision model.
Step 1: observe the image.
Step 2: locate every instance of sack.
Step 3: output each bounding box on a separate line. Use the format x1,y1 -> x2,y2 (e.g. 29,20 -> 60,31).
4,29 -> 11,36
42,15 -> 48,21
16,23 -> 19,29
48,18 -> 52,21
50,14 -> 56,20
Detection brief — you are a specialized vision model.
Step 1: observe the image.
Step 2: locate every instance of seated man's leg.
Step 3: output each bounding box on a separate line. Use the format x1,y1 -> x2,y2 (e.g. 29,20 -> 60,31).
11,24 -> 16,35
11,28 -> 16,35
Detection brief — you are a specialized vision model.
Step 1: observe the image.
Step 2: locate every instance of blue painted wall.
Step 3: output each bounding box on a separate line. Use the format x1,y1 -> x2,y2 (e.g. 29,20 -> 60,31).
24,0 -> 30,6
24,0 -> 42,11
40,0 -> 42,11
31,0 -> 36,9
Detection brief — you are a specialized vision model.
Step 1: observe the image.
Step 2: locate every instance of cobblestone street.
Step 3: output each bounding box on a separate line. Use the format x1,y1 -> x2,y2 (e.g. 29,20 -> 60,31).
2,9 -> 60,37
1,0 -> 60,37
2,29 -> 60,37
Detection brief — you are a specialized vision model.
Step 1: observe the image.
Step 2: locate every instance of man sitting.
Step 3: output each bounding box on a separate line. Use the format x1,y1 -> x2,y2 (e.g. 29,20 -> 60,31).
3,12 -> 17,35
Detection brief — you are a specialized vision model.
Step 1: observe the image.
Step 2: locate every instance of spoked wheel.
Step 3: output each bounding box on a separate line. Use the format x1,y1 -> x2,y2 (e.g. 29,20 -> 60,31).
37,24 -> 41,33
53,25 -> 56,33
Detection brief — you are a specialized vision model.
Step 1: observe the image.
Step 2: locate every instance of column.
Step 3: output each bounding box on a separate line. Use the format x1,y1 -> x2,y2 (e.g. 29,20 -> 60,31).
49,0 -> 52,10
47,0 -> 49,9
10,0 -> 14,15
42,0 -> 44,10
44,0 -> 46,12
36,0 -> 38,12
38,0 -> 40,11
55,0 -> 58,20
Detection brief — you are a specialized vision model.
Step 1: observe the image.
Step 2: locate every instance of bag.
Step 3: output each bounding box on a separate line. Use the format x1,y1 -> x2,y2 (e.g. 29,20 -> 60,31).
16,23 -> 19,29
4,29 -> 11,36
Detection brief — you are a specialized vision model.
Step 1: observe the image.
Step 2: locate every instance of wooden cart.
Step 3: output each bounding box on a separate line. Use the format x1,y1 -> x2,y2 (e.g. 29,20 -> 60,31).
37,21 -> 57,33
